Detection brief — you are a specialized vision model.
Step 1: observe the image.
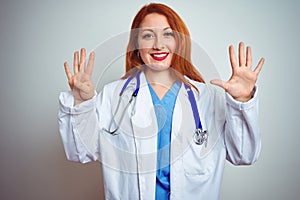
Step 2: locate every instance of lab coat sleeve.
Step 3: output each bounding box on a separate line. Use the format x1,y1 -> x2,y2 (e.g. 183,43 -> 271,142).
58,91 -> 101,163
224,86 -> 261,165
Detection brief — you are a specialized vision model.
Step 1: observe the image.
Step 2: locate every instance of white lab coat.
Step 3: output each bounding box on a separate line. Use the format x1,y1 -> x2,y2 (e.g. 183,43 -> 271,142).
58,72 -> 261,200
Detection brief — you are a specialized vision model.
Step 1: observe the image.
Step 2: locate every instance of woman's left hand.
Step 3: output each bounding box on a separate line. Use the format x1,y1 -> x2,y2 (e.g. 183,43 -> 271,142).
210,42 -> 265,102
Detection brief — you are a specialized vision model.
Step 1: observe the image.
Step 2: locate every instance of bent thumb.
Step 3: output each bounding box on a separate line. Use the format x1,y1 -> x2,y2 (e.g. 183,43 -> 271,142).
210,79 -> 227,90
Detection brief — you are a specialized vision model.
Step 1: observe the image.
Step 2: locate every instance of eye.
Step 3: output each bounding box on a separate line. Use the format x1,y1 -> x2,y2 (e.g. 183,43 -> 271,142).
142,33 -> 154,39
164,31 -> 174,37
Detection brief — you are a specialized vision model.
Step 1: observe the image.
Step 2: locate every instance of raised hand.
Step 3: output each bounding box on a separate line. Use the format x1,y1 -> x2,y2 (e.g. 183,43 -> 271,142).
64,48 -> 95,105
210,42 -> 264,102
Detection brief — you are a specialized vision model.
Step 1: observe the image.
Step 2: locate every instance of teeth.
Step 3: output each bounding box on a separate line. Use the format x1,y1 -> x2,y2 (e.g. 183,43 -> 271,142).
152,53 -> 167,58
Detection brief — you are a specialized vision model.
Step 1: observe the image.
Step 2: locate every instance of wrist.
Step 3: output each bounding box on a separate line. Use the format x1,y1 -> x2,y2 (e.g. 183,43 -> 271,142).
74,99 -> 84,106
234,88 -> 255,102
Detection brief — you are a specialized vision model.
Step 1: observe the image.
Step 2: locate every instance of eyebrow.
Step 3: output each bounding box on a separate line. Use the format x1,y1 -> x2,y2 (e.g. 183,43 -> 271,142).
141,27 -> 172,32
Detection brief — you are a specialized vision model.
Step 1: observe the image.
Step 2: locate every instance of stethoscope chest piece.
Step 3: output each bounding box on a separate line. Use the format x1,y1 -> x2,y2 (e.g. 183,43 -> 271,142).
185,84 -> 208,147
194,129 -> 208,147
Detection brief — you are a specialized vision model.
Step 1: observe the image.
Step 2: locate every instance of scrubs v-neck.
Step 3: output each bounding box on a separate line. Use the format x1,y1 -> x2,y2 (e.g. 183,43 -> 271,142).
148,82 -> 180,200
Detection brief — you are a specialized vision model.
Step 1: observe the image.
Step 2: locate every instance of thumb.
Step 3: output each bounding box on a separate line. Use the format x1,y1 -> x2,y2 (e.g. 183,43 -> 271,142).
210,79 -> 228,90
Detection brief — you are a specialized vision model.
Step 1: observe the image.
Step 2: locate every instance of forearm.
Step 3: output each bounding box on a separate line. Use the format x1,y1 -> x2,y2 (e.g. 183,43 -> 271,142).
224,86 -> 261,165
58,91 -> 100,163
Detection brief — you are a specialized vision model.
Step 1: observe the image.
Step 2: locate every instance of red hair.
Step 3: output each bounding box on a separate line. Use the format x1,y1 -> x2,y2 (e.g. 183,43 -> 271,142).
123,3 -> 205,86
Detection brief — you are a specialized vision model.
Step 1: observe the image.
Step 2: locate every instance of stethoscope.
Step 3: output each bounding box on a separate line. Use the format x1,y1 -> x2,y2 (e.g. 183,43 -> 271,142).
103,71 -> 208,146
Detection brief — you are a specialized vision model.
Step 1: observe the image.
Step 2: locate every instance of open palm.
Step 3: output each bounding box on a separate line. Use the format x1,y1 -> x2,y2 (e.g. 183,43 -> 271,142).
64,48 -> 95,105
211,42 -> 264,102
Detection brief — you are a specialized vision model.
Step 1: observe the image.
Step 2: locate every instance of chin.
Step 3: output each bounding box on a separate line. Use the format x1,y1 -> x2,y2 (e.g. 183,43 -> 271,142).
146,62 -> 171,71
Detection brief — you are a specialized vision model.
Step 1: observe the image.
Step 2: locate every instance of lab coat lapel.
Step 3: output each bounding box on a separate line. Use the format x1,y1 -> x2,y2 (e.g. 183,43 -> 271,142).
172,81 -> 220,159
130,72 -> 157,200
171,83 -> 196,163
130,72 -> 158,173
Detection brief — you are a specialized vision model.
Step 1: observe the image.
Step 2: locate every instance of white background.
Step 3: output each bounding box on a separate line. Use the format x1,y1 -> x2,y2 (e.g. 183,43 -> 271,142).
0,0 -> 299,199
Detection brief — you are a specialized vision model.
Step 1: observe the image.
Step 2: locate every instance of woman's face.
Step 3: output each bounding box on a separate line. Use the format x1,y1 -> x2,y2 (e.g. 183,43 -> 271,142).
137,13 -> 176,71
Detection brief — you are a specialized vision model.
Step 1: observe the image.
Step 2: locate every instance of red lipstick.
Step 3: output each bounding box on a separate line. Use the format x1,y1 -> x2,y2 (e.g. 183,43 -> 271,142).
150,52 -> 169,61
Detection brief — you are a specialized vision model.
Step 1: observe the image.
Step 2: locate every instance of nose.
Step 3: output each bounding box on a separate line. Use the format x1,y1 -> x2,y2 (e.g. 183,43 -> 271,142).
153,35 -> 164,50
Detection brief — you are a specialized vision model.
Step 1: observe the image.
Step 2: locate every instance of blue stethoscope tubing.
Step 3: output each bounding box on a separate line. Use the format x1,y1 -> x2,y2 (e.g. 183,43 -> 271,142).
184,84 -> 208,146
104,71 -> 208,146
102,71 -> 141,135
120,71 -> 141,98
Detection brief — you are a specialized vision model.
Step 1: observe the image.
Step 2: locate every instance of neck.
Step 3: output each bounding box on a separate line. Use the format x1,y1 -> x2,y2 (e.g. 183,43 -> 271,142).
144,68 -> 176,89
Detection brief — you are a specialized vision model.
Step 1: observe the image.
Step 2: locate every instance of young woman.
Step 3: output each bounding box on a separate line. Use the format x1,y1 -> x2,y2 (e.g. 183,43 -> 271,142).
59,3 -> 264,200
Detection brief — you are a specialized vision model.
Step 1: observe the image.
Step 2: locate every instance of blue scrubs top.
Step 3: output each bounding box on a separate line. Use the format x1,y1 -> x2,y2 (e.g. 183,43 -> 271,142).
148,82 -> 180,200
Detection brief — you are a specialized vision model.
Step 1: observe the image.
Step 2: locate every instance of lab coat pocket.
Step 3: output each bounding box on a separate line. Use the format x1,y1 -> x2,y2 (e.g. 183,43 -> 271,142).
182,143 -> 214,179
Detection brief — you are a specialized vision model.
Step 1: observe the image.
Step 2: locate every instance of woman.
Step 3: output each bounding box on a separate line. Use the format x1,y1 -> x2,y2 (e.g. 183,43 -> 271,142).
59,3 -> 264,200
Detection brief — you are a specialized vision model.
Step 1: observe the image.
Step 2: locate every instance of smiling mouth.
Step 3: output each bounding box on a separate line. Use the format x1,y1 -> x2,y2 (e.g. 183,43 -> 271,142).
150,52 -> 169,61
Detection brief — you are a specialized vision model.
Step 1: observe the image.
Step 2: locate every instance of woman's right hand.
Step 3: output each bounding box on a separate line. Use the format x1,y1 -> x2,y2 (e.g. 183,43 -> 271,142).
64,48 -> 95,105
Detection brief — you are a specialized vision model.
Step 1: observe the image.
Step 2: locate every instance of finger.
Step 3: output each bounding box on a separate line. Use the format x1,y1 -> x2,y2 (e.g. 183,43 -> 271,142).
64,62 -> 72,81
254,57 -> 265,75
86,51 -> 95,75
79,48 -> 86,72
239,42 -> 245,67
229,45 -> 238,70
246,46 -> 252,67
73,51 -> 79,74
210,79 -> 229,91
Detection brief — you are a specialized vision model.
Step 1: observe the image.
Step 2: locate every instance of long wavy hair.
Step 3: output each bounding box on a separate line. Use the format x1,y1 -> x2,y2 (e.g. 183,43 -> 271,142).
123,3 -> 205,86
